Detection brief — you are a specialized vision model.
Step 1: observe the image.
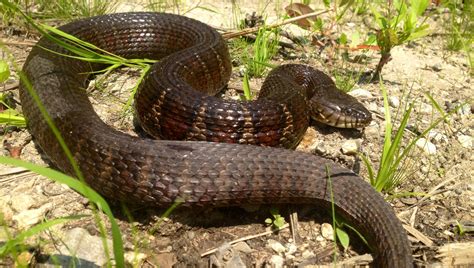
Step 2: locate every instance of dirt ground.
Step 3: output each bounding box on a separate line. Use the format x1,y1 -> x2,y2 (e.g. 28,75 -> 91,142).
0,1 -> 473,267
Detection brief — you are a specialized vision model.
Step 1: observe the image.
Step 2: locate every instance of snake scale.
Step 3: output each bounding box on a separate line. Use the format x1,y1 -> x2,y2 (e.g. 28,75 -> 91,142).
19,12 -> 413,267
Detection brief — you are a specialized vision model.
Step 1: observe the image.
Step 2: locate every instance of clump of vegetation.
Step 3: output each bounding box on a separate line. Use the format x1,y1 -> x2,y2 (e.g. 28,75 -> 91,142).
265,208 -> 287,229
370,0 -> 431,80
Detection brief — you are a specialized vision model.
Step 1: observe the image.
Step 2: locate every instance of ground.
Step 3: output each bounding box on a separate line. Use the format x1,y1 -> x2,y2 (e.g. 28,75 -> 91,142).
0,1 -> 473,267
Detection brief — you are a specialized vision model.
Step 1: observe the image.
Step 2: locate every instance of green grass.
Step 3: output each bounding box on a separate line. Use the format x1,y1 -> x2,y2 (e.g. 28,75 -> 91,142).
442,0 -> 473,74
370,0 -> 431,80
0,157 -> 125,267
0,59 -> 26,128
360,80 -> 463,192
145,0 -> 217,15
0,0 -> 118,27
246,26 -> 280,78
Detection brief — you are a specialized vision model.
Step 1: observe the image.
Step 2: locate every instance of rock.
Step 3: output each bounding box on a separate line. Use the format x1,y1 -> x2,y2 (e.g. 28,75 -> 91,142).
431,63 -> 442,72
16,251 -> 33,267
13,204 -> 52,229
233,241 -> 252,253
297,127 -> 319,152
457,134 -> 472,148
0,199 -> 13,222
302,250 -> 315,259
419,103 -> 433,114
321,223 -> 334,241
267,239 -> 286,254
270,255 -> 284,268
10,193 -> 37,212
313,142 -> 327,155
388,96 -> 400,108
186,231 -> 195,240
47,227 -> 113,267
153,253 -> 177,268
211,243 -> 245,268
456,103 -> 471,117
400,197 -> 418,206
341,139 -> 360,155
415,138 -> 437,155
286,243 -> 297,255
367,102 -> 378,113
315,235 -> 325,242
348,88 -> 372,99
364,122 -> 380,138
428,130 -> 448,144
124,251 -> 147,266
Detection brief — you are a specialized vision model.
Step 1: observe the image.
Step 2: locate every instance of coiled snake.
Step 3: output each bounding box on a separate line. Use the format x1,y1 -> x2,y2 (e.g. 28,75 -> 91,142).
20,12 -> 413,267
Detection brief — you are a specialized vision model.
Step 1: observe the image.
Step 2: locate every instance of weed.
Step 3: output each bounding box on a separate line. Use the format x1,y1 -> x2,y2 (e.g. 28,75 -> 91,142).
0,59 -> 10,82
246,26 -> 280,77
0,57 -> 26,128
0,156 -> 125,267
370,0 -> 431,80
326,165 -> 368,261
265,207 -> 287,229
360,80 -> 461,192
0,213 -> 87,260
146,0 -> 217,16
443,0 -> 473,52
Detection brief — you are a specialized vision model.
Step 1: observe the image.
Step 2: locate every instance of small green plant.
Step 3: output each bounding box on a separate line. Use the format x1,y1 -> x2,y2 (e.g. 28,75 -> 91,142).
0,156 -> 125,267
246,26 -> 280,77
443,0 -> 473,52
241,70 -> 252,101
370,0 -> 431,80
0,59 -> 26,128
265,207 -> 287,229
0,213 -> 86,261
0,59 -> 9,81
454,220 -> 466,236
360,81 -> 461,192
34,0 -> 118,20
326,166 -> 368,260
146,0 -> 217,15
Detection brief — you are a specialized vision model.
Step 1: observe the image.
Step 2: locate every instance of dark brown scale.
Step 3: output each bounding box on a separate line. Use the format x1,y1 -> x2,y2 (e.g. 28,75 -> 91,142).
20,12 -> 412,267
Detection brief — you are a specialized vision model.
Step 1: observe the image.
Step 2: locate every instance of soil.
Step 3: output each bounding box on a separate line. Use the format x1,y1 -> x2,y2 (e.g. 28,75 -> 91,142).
0,1 -> 473,267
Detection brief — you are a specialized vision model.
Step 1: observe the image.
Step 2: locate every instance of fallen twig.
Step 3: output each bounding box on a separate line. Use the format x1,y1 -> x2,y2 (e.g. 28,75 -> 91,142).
222,9 -> 332,40
200,223 -> 289,257
0,38 -> 36,47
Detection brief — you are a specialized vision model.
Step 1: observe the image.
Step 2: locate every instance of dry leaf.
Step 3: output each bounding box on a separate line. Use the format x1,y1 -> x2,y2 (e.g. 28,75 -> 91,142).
285,3 -> 317,30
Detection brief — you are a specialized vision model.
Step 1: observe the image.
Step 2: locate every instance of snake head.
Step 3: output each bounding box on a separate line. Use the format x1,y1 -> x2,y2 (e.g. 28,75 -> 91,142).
310,93 -> 372,128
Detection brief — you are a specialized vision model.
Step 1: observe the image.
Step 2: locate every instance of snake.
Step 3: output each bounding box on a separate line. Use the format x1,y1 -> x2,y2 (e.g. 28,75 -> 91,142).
19,12 -> 413,267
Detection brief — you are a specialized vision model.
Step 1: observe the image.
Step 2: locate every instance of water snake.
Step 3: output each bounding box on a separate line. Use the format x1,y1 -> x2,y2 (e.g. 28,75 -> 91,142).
19,12 -> 413,267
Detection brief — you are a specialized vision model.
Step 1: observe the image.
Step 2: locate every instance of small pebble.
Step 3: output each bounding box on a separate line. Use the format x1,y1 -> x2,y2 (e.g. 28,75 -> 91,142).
286,243 -> 297,255
348,88 -> 372,99
419,103 -> 433,114
302,250 -> 315,259
416,138 -> 437,155
124,252 -> 147,266
233,242 -> 252,253
270,255 -> 284,268
400,197 -> 418,206
428,130 -> 448,143
431,63 -> 442,72
388,96 -> 400,108
267,239 -> 286,254
457,134 -> 472,148
321,223 -> 334,241
13,204 -> 52,229
341,139 -> 360,155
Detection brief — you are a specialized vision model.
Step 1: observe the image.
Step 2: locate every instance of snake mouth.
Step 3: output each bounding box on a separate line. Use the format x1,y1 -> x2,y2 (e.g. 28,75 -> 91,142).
312,102 -> 372,128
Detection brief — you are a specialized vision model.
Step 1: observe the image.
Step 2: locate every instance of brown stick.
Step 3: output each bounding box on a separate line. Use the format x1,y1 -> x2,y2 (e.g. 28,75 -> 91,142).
222,9 -> 333,40
0,38 -> 36,47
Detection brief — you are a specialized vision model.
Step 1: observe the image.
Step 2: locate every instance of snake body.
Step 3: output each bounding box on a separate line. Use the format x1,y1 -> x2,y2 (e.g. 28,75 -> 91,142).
20,12 -> 413,267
